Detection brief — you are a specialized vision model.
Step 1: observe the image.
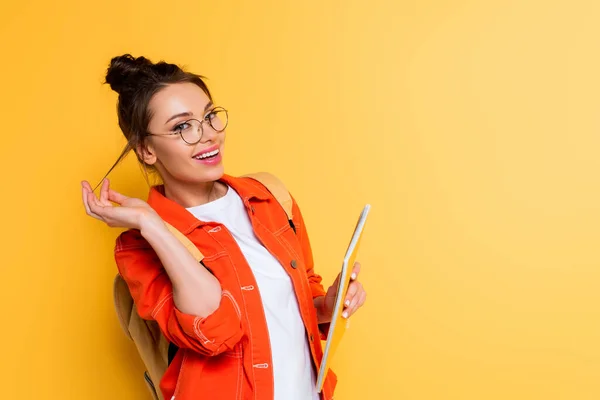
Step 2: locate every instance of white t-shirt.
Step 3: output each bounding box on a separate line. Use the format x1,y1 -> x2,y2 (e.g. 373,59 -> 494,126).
187,186 -> 319,400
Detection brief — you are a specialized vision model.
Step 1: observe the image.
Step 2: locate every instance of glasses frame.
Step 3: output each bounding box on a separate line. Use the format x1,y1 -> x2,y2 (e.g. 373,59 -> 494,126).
147,106 -> 228,145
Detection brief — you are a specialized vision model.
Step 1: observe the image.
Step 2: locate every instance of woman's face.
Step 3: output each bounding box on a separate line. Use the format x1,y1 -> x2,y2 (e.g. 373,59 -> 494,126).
143,82 -> 226,186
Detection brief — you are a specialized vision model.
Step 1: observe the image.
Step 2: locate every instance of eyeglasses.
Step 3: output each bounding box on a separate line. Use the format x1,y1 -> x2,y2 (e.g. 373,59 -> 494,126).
147,107 -> 228,145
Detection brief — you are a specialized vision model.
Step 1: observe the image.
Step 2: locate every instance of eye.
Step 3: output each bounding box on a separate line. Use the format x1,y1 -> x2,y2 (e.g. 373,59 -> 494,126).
205,110 -> 218,121
173,121 -> 191,132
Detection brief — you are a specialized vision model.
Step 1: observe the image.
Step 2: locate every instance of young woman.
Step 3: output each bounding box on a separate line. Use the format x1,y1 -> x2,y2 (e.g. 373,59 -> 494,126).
81,54 -> 367,400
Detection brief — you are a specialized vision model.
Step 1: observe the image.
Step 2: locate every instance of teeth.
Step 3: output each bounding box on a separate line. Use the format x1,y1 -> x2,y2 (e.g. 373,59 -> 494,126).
194,149 -> 219,159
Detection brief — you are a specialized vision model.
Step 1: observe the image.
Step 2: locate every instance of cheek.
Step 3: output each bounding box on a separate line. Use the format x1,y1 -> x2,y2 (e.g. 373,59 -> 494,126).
155,142 -> 191,170
220,133 -> 227,151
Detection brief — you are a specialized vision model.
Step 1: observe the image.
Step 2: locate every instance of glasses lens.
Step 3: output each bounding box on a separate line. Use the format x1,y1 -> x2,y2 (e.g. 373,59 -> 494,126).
180,119 -> 202,144
208,108 -> 228,132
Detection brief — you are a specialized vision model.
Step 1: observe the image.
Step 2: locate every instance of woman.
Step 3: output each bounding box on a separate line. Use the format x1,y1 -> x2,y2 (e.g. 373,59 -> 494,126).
81,54 -> 367,400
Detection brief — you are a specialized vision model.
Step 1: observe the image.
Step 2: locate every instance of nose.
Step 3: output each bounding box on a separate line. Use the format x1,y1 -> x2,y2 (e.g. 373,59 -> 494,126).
200,121 -> 222,143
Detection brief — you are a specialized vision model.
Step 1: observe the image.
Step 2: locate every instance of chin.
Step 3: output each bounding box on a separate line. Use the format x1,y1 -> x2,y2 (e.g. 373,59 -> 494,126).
198,163 -> 225,183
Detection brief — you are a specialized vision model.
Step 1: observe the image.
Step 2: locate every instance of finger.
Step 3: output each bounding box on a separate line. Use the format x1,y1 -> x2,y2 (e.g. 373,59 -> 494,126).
82,185 -> 102,219
350,262 -> 361,280
82,180 -> 94,193
347,301 -> 360,318
347,282 -> 363,309
86,191 -> 101,213
87,192 -> 108,220
348,284 -> 365,309
88,190 -> 103,208
344,281 -> 360,307
100,179 -> 110,205
347,287 -> 365,318
357,290 -> 367,307
86,193 -> 104,221
108,189 -> 129,205
342,288 -> 358,319
82,182 -> 108,221
82,185 -> 92,215
83,182 -> 100,203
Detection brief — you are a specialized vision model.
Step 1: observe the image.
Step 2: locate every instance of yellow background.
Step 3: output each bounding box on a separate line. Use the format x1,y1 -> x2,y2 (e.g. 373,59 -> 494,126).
1,0 -> 600,398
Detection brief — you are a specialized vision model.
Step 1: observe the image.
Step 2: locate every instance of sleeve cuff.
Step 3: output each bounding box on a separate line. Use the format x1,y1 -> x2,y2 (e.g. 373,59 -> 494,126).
174,291 -> 243,354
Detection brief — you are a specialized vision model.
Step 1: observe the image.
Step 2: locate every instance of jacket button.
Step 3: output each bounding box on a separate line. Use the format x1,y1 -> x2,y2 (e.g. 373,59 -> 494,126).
290,260 -> 297,269
310,334 -> 314,342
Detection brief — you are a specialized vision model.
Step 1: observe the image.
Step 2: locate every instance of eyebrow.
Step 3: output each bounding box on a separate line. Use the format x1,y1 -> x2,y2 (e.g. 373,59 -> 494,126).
164,101 -> 214,125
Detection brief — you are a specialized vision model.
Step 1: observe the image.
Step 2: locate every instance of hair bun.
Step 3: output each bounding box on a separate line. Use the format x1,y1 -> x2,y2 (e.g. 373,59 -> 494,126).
105,54 -> 153,94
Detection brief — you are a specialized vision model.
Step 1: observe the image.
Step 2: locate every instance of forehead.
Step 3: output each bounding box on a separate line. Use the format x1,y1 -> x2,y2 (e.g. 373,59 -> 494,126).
149,82 -> 211,122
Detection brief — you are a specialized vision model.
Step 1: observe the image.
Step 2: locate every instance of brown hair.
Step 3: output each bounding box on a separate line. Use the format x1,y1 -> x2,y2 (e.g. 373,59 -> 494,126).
96,54 -> 212,189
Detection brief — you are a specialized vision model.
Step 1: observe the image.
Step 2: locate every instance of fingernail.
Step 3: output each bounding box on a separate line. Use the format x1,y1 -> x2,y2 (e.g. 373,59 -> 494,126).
345,300 -> 350,306
342,311 -> 348,319
351,273 -> 357,280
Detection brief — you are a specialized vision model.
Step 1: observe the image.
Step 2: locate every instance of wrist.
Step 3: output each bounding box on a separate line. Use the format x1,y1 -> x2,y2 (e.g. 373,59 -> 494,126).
138,211 -> 165,236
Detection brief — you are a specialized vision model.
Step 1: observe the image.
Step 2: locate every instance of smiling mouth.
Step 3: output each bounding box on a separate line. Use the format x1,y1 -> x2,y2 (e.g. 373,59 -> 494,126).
193,149 -> 220,160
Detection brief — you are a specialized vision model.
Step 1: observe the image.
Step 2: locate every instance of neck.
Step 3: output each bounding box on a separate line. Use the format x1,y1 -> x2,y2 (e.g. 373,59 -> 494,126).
163,178 -> 227,208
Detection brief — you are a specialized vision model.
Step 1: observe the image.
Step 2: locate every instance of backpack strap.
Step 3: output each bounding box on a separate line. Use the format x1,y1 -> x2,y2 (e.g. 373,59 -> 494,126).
113,273 -> 134,340
113,273 -> 169,400
243,172 -> 294,222
163,221 -> 204,262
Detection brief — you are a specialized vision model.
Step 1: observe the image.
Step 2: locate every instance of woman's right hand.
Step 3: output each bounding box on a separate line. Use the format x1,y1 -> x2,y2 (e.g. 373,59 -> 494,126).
81,178 -> 160,231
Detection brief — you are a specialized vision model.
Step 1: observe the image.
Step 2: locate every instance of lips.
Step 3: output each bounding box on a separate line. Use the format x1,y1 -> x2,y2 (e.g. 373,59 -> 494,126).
192,145 -> 220,160
193,149 -> 219,160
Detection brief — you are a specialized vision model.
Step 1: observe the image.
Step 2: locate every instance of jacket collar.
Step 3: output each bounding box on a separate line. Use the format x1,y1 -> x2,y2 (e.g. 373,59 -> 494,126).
146,174 -> 270,234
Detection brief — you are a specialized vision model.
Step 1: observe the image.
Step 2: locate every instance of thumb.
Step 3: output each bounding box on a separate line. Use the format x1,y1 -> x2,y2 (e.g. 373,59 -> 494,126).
329,272 -> 341,292
108,189 -> 129,205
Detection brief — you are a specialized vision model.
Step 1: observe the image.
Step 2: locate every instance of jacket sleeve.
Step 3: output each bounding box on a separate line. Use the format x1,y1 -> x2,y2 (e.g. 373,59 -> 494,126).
114,230 -> 244,356
290,196 -> 331,338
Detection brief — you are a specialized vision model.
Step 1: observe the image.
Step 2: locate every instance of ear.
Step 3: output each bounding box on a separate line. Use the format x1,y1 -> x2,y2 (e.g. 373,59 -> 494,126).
136,141 -> 157,166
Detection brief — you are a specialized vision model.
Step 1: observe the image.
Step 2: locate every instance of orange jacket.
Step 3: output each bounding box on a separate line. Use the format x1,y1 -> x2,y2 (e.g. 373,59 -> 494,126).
114,174 -> 337,400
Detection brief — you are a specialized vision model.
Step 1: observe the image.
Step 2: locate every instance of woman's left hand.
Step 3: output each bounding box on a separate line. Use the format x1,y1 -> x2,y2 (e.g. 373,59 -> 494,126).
322,262 -> 367,320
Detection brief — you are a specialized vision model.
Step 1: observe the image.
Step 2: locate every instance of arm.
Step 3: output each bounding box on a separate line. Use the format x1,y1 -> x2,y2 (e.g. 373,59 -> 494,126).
82,178 -> 243,356
140,217 -> 221,316
291,195 -> 367,330
116,220 -> 244,356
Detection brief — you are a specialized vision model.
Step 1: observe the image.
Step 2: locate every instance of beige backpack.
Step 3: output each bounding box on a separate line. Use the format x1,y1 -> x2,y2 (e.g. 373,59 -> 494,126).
112,172 -> 294,400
